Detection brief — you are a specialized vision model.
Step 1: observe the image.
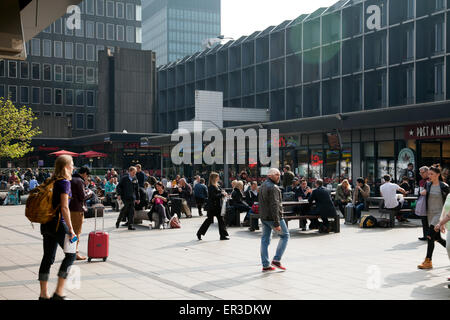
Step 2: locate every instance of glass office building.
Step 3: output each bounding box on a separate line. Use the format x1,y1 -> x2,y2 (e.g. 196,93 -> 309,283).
151,0 -> 450,189
0,0 -> 142,136
142,0 -> 221,66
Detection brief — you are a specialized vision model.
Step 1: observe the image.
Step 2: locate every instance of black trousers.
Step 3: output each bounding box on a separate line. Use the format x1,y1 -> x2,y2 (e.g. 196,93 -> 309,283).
117,200 -> 135,226
38,225 -> 76,281
421,216 -> 429,238
154,204 -> 168,225
426,225 -> 447,259
337,201 -> 350,216
197,212 -> 229,238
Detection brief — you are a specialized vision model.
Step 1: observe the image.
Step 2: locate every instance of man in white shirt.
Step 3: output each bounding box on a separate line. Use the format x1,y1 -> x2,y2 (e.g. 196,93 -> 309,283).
380,175 -> 408,222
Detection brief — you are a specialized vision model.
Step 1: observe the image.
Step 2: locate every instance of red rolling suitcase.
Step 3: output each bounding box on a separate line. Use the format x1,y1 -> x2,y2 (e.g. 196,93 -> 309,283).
87,206 -> 109,262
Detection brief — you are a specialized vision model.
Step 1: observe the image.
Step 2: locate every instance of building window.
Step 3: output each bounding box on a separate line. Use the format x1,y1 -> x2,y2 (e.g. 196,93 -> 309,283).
31,39 -> 40,56
96,45 -> 105,60
43,39 -> 52,57
75,21 -> 84,37
65,42 -> 73,59
43,112 -> 52,117
96,0 -> 104,16
76,90 -> 84,106
406,29 -> 414,60
54,65 -> 63,81
126,3 -> 134,20
32,87 -> 40,104
66,113 -> 73,127
32,63 -> 40,80
65,65 -> 73,82
8,61 -> 17,78
86,67 -> 95,83
96,22 -> 105,39
65,89 -> 73,105
86,44 -> 95,61
86,0 -> 94,15
136,27 -> 142,44
107,1 -> 114,17
116,2 -> 124,18
87,91 -> 95,106
43,88 -> 52,104
435,63 -> 444,99
86,21 -> 95,38
55,112 -> 63,117
54,19 -> 62,34
8,86 -> 17,102
76,43 -> 84,60
55,88 -> 63,105
87,114 -> 95,130
116,25 -> 124,41
136,4 -> 142,21
435,22 -> 444,53
107,23 -> 115,40
76,66 -> 84,83
65,18 -> 73,35
76,113 -> 84,129
126,26 -> 134,42
20,62 -> 29,79
0,60 -> 4,77
43,64 -> 51,81
54,41 -> 63,58
0,85 -> 4,98
43,25 -> 51,33
20,86 -> 29,104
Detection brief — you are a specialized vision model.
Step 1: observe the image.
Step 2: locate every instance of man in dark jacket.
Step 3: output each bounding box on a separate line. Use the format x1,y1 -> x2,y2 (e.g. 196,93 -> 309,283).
135,164 -> 146,188
173,178 -> 193,218
69,166 -> 90,261
194,178 -> 208,216
115,166 -> 140,230
258,168 -> 290,272
308,179 -> 337,233
282,165 -> 295,191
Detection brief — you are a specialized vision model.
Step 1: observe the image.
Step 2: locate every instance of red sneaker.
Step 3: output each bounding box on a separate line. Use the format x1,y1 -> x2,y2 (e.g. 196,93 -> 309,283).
271,261 -> 286,271
262,266 -> 276,272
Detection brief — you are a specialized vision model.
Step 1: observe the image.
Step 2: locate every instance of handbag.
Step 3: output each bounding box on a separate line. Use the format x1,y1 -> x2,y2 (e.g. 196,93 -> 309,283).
415,195 -> 426,217
220,197 -> 228,216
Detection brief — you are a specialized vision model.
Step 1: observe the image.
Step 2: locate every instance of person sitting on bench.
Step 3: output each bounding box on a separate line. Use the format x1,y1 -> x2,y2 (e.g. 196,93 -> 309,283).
380,174 -> 408,222
308,179 -> 337,233
230,180 -> 251,223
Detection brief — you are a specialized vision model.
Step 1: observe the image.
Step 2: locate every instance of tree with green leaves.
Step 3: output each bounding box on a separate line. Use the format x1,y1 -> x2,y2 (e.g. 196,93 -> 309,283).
0,97 -> 41,159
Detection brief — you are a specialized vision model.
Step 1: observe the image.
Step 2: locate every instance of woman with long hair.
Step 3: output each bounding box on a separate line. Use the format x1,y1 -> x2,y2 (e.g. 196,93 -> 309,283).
418,165 -> 449,269
197,172 -> 229,240
38,155 -> 76,300
335,179 -> 352,217
149,181 -> 170,229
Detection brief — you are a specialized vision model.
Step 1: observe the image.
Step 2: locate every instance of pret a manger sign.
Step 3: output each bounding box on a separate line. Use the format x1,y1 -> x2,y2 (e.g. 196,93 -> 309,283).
405,122 -> 450,140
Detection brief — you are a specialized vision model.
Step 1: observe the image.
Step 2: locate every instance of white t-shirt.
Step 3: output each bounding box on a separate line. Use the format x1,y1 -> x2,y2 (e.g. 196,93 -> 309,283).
380,182 -> 401,209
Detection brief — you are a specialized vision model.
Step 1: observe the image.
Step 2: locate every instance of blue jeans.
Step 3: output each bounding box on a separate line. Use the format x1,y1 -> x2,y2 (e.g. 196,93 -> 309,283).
355,203 -> 365,220
260,219 -> 290,268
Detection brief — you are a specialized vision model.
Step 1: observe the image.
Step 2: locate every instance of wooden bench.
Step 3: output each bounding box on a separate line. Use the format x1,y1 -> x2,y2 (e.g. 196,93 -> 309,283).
249,213 -> 340,233
378,208 -> 415,228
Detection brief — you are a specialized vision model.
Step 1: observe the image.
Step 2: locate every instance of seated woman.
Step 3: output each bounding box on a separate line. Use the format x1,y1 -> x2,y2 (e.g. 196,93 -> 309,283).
229,180 -> 250,216
149,182 -> 171,229
335,179 -> 352,217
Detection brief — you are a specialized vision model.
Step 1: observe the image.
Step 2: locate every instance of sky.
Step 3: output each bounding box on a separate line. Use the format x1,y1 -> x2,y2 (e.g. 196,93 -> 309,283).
221,0 -> 339,40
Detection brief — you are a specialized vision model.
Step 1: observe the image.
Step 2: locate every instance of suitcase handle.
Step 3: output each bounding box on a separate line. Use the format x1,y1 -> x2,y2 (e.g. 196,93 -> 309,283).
94,206 -> 104,232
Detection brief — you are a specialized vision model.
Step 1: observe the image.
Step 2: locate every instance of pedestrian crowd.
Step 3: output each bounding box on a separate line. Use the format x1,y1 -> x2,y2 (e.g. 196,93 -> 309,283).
6,157 -> 448,299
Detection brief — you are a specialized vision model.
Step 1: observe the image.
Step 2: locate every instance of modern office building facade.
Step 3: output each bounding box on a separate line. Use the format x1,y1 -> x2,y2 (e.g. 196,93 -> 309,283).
0,0 -> 142,137
151,0 -> 450,190
142,0 -> 221,66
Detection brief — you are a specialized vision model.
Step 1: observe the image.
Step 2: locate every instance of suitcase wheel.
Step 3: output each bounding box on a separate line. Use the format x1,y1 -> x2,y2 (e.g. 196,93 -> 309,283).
103,257 -> 107,262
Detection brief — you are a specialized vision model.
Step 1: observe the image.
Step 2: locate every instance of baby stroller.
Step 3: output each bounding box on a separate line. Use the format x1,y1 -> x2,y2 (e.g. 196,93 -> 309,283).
6,188 -> 20,205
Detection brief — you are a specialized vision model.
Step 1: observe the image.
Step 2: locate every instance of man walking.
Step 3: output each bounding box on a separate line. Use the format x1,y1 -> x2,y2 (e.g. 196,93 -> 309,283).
69,166 -> 91,261
115,167 -> 140,230
259,168 -> 290,272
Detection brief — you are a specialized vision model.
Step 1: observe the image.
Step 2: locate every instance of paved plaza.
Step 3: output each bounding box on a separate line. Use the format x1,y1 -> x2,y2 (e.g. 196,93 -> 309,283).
0,204 -> 449,300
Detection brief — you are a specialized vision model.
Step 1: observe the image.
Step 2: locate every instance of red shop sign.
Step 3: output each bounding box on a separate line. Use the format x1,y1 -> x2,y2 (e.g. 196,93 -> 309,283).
38,146 -> 60,151
405,121 -> 450,140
